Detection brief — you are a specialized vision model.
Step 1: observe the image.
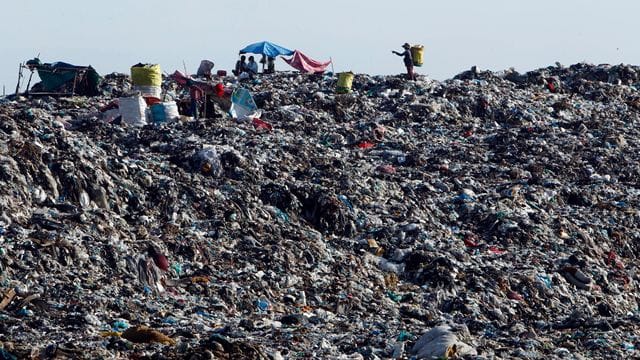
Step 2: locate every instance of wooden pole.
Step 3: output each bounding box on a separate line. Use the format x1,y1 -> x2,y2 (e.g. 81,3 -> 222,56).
15,63 -> 23,95
71,71 -> 78,96
203,93 -> 207,119
24,70 -> 34,95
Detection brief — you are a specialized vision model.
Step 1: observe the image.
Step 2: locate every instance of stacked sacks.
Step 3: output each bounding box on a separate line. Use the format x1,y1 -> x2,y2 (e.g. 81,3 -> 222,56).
123,64 -> 179,125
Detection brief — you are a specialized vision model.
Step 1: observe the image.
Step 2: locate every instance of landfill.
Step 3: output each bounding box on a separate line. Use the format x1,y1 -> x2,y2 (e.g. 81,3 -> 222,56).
0,62 -> 640,359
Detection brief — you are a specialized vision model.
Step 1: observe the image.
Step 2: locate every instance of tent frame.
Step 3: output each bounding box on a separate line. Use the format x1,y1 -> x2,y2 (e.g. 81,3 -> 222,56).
16,62 -> 92,96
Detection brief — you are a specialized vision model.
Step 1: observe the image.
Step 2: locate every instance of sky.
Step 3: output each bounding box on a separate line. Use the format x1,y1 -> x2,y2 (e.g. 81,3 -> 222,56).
1,0 -> 639,94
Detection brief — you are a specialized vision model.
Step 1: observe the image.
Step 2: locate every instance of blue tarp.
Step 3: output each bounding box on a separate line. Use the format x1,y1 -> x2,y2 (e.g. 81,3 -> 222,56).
239,41 -> 294,58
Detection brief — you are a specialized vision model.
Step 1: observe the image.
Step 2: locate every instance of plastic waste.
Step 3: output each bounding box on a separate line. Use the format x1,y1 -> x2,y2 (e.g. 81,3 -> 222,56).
411,325 -> 477,359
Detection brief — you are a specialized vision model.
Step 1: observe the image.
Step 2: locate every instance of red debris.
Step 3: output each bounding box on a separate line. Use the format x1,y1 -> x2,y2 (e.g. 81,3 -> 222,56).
148,246 -> 170,271
215,83 -> 225,97
357,141 -> 375,149
507,290 -> 523,301
607,251 -> 625,269
252,118 -> 273,131
488,246 -> 506,255
376,164 -> 396,174
463,233 -> 480,247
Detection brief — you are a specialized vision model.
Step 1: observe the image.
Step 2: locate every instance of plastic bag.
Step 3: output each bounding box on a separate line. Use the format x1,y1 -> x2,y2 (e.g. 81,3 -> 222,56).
119,96 -> 147,127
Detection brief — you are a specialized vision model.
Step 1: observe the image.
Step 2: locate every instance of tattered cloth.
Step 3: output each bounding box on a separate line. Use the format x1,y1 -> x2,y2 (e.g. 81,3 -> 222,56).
284,50 -> 331,74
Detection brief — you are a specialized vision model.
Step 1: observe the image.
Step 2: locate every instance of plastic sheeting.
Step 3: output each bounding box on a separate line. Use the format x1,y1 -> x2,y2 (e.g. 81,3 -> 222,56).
25,58 -> 101,95
239,41 -> 294,58
284,50 -> 332,74
229,87 -> 257,119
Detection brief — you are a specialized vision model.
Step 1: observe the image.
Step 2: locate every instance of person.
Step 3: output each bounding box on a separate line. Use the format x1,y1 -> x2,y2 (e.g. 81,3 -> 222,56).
233,55 -> 247,76
392,43 -> 416,80
188,80 -> 204,119
259,55 -> 267,73
246,56 -> 258,76
265,56 -> 275,74
546,76 -> 562,93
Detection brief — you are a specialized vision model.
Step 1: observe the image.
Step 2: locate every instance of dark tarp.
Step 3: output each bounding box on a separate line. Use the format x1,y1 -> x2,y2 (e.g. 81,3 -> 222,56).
26,58 -> 101,96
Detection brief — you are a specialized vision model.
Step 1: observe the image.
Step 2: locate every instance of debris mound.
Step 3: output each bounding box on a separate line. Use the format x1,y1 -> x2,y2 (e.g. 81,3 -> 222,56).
1,62 -> 640,358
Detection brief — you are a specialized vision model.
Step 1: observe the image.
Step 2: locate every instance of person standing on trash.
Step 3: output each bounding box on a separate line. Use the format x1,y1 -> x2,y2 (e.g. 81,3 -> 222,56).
546,76 -> 562,93
259,55 -> 267,73
233,55 -> 247,76
266,56 -> 275,74
392,43 -> 416,80
188,81 -> 204,120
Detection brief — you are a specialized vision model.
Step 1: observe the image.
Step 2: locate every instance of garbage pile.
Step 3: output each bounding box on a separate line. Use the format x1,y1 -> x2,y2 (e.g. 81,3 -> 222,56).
1,62 -> 640,359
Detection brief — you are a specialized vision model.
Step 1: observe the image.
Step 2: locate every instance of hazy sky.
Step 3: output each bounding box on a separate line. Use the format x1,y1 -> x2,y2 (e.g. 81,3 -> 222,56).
2,0 -> 639,93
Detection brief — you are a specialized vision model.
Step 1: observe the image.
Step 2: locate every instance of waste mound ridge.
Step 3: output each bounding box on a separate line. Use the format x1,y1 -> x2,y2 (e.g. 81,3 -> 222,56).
0,63 -> 639,359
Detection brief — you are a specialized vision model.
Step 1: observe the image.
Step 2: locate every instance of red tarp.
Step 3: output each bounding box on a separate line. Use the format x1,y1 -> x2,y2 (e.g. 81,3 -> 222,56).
284,50 -> 331,74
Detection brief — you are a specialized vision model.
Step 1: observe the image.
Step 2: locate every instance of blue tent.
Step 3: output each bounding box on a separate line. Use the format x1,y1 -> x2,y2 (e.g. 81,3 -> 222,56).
239,41 -> 294,58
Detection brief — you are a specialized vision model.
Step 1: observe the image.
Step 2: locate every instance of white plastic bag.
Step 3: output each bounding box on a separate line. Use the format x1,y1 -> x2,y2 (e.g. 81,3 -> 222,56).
132,85 -> 161,98
119,96 -> 147,127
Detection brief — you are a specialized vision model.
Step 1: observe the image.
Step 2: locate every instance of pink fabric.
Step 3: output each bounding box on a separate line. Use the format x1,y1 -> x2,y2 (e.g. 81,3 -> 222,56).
284,50 -> 331,74
172,71 -> 226,99
172,70 -> 189,86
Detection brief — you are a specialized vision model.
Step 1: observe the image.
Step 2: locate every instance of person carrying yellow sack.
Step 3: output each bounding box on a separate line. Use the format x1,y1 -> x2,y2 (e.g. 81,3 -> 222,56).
392,43 -> 416,80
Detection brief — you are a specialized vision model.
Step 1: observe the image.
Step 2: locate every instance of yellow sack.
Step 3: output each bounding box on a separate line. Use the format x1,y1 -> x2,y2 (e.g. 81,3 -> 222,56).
131,64 -> 162,87
411,45 -> 424,67
336,72 -> 354,94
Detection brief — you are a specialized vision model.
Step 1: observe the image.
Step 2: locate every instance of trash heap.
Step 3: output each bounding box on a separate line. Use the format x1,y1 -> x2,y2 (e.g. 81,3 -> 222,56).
1,62 -> 640,359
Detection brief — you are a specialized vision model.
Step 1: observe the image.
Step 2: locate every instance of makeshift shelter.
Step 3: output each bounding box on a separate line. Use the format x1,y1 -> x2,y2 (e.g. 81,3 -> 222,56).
24,58 -> 101,96
239,41 -> 294,58
284,50 -> 332,74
